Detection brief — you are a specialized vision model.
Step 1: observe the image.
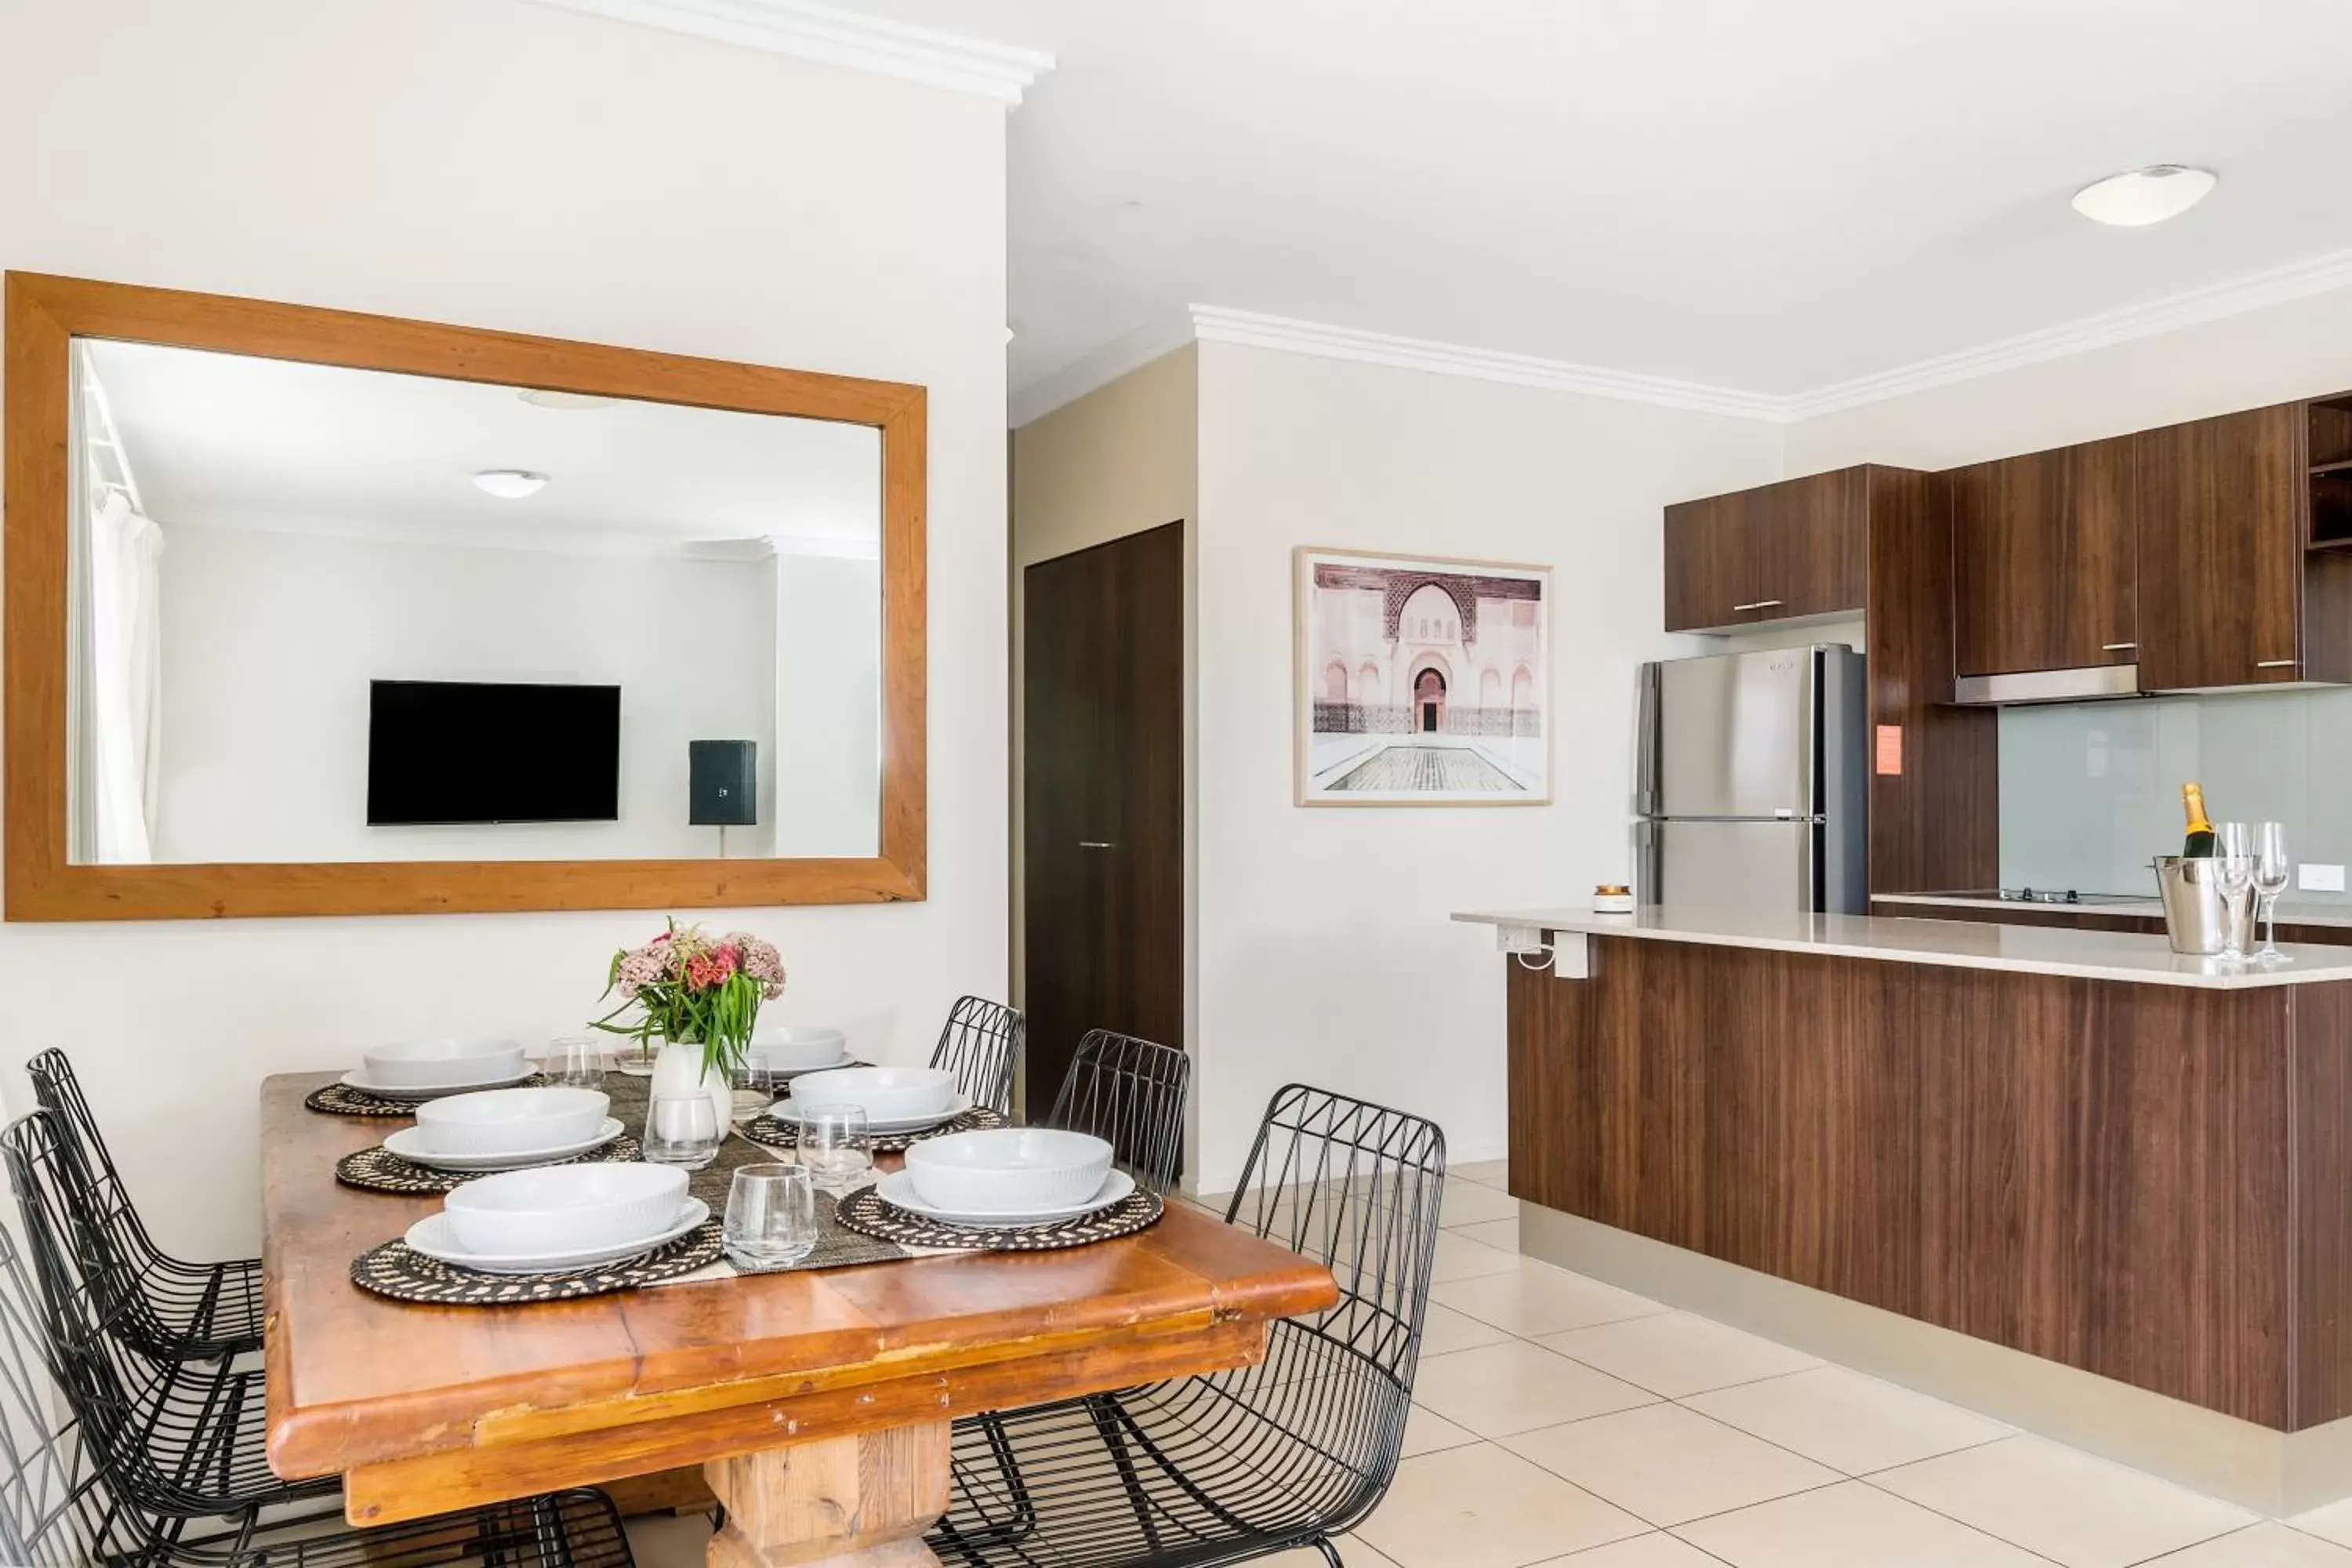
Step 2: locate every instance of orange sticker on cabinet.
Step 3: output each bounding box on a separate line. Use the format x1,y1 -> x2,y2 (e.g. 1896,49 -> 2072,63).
1875,724 -> 1903,776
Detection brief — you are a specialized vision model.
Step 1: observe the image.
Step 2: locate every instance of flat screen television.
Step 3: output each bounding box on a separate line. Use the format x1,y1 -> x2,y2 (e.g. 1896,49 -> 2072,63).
366,680 -> 621,826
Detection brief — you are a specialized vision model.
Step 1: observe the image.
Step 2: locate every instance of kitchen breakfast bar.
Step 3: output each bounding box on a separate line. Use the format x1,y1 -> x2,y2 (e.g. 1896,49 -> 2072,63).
1455,903 -> 2352,1510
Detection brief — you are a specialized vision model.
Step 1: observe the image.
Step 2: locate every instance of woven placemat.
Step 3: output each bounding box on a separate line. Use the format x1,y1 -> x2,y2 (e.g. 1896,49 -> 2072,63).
350,1220 -> 726,1305
336,1135 -> 645,1196
833,1185 -> 1164,1253
306,1075 -> 553,1117
741,1104 -> 1009,1156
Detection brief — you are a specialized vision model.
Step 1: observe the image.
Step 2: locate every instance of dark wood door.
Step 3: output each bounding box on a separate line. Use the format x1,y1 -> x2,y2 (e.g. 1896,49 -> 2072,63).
2137,405 -> 2306,690
1748,468 -> 1867,622
1951,437 -> 2138,677
1021,522 -> 1184,1131
1662,492 -> 1751,632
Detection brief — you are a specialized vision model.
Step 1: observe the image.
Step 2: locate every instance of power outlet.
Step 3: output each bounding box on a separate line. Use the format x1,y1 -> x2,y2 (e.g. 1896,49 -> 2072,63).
1495,924 -> 1550,956
2300,863 -> 2347,893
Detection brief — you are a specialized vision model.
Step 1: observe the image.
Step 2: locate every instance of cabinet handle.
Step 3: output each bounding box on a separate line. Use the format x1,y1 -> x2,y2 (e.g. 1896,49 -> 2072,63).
1078,840 -> 1116,849
1731,600 -> 1784,612
2100,642 -> 2136,651
2256,659 -> 2299,670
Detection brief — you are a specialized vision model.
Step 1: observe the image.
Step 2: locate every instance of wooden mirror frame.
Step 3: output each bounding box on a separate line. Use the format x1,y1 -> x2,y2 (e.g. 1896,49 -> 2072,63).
2,273 -> 925,920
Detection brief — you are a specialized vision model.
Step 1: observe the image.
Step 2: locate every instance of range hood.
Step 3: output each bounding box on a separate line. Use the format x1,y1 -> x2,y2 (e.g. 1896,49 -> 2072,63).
1951,664 -> 2142,706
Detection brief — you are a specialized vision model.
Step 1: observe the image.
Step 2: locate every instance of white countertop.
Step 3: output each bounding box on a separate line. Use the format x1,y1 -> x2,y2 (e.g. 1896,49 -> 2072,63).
1871,891 -> 2352,931
1450,904 -> 2352,989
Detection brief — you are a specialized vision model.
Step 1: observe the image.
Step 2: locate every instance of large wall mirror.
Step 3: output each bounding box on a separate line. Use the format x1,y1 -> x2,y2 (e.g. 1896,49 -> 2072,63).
5,274 -> 925,920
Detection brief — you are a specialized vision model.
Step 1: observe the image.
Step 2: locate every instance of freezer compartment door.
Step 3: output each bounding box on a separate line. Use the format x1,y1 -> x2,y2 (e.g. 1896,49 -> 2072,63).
1637,818 -> 1819,912
1642,649 -> 1817,819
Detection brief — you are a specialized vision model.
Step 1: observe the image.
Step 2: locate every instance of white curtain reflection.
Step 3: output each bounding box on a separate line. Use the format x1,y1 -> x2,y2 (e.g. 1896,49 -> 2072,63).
85,489 -> 165,863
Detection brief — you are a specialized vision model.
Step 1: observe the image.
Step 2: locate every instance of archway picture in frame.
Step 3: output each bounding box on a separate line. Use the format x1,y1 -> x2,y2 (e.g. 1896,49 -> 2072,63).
1293,546 -> 1551,806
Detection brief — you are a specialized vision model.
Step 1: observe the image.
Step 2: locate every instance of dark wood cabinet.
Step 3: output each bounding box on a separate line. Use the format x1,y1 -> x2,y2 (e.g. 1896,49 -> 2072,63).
1661,468 -> 1869,632
1949,437 -> 2137,677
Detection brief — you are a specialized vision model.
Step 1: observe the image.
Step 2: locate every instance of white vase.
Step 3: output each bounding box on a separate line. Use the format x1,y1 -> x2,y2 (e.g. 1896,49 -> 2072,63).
649,1040 -> 733,1134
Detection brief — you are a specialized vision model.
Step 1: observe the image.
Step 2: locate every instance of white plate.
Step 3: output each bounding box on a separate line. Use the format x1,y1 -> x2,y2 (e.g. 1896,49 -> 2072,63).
875,1168 -> 1133,1227
769,1091 -> 973,1135
382,1118 -> 623,1172
757,1049 -> 851,1075
340,1067 -> 535,1102
404,1198 -> 708,1275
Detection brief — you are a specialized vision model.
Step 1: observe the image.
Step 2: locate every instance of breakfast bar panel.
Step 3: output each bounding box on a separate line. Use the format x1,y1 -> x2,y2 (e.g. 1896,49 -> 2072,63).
1500,931 -> 2352,1431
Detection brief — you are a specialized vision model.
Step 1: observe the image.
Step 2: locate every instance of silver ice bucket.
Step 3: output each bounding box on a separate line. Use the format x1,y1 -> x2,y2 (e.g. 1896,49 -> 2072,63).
2153,855 -> 2255,956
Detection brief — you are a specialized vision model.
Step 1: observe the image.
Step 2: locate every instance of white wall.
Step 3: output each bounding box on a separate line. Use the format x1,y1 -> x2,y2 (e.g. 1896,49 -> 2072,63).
1189,343 -> 1784,1189
152,524 -> 782,862
773,553 -> 883,858
0,0 -> 1008,1257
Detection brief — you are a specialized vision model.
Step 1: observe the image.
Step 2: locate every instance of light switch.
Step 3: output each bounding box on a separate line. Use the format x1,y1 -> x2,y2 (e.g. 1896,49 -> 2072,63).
2300,863 -> 2347,893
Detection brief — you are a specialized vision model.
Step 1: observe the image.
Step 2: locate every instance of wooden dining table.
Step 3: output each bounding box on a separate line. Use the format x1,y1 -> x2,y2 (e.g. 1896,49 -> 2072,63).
260,1073 -> 1339,1566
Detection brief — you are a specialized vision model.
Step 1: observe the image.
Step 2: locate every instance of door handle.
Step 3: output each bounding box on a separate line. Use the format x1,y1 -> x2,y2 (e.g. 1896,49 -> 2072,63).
1731,600 -> 1784,612
2256,659 -> 2299,670
1078,841 -> 1116,850
2101,642 -> 2136,651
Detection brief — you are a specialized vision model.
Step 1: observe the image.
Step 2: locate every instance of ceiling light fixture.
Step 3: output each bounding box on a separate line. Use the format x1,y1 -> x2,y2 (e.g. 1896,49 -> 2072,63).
471,469 -> 550,499
2071,165 -> 2217,227
517,389 -> 617,410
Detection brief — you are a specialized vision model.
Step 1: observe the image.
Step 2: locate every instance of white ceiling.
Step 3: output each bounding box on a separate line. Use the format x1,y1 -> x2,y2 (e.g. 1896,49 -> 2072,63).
85,339 -> 881,555
822,0 -> 2352,413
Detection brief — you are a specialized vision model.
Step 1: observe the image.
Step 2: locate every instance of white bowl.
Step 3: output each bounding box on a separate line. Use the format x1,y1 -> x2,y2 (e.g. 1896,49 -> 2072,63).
903,1127 -> 1116,1215
750,1026 -> 848,1071
789,1066 -> 955,1123
361,1038 -> 529,1090
442,1163 -> 688,1256
412,1086 -> 610,1157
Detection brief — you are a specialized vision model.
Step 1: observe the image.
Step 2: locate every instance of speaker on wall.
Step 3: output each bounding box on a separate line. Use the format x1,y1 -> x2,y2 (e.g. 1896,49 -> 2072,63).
688,739 -> 757,827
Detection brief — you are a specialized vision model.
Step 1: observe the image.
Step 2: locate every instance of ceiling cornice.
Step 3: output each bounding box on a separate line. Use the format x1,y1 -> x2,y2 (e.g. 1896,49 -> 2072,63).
1011,245 -> 2352,429
527,0 -> 1055,104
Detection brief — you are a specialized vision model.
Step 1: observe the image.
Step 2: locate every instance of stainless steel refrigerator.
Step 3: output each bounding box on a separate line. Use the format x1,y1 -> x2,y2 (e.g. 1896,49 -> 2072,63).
1634,645 -> 1867,913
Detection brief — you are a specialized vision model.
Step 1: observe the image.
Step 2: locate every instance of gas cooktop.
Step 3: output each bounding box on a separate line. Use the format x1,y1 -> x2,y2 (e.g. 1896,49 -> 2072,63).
1936,887 -> 2159,907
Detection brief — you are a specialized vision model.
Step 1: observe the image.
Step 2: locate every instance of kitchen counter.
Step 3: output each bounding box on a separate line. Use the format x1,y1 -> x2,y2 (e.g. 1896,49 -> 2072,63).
1451,902 -> 2352,988
1872,889 -> 2352,930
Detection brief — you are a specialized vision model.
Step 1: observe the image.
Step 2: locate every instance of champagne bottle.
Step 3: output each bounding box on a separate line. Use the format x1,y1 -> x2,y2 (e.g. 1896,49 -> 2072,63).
2181,782 -> 2217,858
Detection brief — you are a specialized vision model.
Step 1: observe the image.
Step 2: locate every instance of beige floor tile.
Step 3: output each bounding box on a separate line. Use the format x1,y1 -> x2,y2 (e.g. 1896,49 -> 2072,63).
1454,1158 -> 1512,1186
1504,1403 -> 1838,1526
1681,1365 -> 2010,1475
1872,1434 -> 2256,1568
2292,1498 -> 2352,1550
2145,1523 -> 2352,1565
1419,1300 -> 1515,1356
1262,1539 -> 1402,1567
1430,1265 -> 1667,1337
1355,1443 -> 1648,1568
1537,1312 -> 1820,1397
622,1512 -> 712,1568
1674,1479 -> 2046,1567
1429,1229 -> 1522,1283
1453,1216 -> 1526,1253
1442,1180 -> 1523,1229
1401,1401 -> 1481,1457
1537,1534 -> 1737,1566
1410,1341 -> 1658,1437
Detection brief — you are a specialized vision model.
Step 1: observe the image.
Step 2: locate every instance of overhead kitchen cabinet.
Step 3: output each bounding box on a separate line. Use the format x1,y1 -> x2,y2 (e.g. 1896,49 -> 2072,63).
1662,467 -> 1896,633
1947,435 -> 2138,698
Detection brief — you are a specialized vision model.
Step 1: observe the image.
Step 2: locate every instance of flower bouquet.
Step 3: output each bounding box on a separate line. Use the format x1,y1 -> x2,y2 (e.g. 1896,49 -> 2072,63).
591,920 -> 786,1080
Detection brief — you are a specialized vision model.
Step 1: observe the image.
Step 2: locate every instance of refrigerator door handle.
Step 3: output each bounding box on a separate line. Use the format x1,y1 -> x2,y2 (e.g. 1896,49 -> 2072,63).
1634,662 -> 1661,817
1634,818 -> 1661,906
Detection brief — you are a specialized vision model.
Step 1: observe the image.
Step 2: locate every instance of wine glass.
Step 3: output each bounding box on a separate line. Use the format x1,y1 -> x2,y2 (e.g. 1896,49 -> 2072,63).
2216,822 -> 2255,966
644,1089 -> 721,1170
798,1105 -> 872,1194
547,1036 -> 606,1091
724,1163 -> 818,1270
2255,821 -> 2293,965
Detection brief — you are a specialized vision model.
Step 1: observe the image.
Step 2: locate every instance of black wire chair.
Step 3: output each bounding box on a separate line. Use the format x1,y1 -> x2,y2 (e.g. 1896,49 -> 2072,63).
1040,1029 -> 1191,1193
24,1048 -> 265,1363
933,1083 -> 1445,1568
2,1107 -> 339,1520
0,1133 -> 637,1568
928,996 -> 1025,1113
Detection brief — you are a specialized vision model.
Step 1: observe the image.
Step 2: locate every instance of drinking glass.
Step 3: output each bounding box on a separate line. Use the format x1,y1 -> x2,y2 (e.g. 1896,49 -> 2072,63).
724,1163 -> 818,1270
798,1105 -> 871,1193
730,1058 -> 776,1123
2216,822 -> 2255,966
2256,820 -> 2294,965
644,1089 -> 721,1170
548,1036 -> 607,1091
